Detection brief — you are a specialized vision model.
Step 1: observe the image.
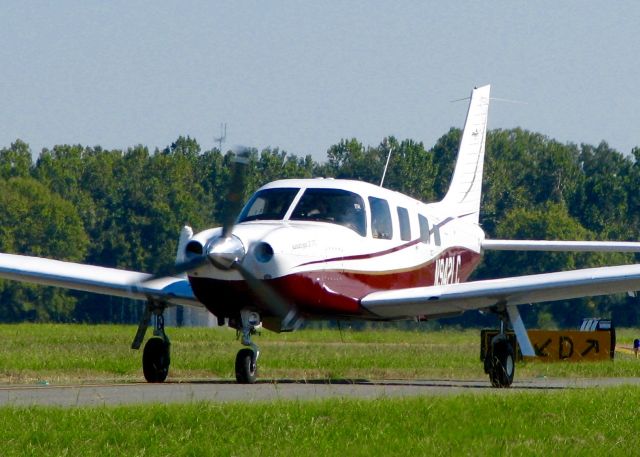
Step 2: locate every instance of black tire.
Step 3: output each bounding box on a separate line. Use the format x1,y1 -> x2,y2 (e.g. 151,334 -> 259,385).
235,348 -> 257,384
143,337 -> 170,383
488,340 -> 515,388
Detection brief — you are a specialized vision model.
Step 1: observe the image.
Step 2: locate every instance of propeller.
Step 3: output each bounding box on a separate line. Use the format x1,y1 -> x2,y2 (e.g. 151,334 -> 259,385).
235,262 -> 302,330
141,147 -> 302,329
220,147 -> 250,237
143,148 -> 250,280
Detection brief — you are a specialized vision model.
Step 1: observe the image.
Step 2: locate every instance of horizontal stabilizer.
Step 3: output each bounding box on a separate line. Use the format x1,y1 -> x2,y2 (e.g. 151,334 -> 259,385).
482,239 -> 640,253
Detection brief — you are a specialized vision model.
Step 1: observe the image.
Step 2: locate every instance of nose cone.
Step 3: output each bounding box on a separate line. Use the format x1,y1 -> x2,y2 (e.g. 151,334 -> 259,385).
207,235 -> 246,270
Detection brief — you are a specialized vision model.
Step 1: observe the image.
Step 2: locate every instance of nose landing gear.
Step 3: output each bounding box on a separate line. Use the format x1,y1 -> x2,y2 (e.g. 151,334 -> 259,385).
235,309 -> 261,384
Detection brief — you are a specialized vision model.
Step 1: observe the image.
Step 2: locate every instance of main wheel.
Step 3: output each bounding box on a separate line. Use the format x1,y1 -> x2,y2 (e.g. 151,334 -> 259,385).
235,348 -> 257,384
143,337 -> 170,383
487,340 -> 515,388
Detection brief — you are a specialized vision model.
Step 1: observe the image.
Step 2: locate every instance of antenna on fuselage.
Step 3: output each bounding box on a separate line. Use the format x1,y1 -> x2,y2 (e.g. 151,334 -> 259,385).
214,123 -> 227,152
379,143 -> 393,187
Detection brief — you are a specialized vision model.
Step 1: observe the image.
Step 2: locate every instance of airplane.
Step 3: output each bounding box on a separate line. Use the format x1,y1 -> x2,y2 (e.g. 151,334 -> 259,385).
2,84 -> 640,388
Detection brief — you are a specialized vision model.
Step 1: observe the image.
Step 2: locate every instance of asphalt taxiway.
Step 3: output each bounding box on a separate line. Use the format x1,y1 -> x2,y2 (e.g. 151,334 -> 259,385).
2,377 -> 640,407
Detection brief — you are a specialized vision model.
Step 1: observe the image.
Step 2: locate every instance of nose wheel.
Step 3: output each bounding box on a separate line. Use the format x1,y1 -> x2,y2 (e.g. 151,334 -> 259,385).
235,309 -> 261,384
235,348 -> 257,383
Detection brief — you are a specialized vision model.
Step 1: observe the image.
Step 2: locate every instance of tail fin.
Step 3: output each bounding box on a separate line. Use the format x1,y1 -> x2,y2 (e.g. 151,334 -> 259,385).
441,84 -> 491,224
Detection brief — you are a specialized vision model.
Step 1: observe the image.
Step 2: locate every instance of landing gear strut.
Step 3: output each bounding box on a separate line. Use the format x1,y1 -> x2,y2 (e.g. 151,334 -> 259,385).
132,300 -> 171,383
484,310 -> 515,388
235,309 -> 260,384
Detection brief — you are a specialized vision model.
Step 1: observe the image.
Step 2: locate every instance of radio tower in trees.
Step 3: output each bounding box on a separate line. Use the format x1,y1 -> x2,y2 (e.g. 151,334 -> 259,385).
214,123 -> 227,152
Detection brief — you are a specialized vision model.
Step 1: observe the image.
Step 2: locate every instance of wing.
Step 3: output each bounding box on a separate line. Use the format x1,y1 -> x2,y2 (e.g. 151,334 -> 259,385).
361,263 -> 640,319
0,253 -> 201,307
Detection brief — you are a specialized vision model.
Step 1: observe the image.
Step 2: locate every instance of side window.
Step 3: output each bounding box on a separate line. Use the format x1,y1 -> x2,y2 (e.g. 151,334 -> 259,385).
397,207 -> 411,241
369,197 -> 392,240
433,225 -> 442,246
418,214 -> 430,244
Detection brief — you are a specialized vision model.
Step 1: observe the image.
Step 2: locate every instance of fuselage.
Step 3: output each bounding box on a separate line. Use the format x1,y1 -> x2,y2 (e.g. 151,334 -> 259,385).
185,178 -> 485,322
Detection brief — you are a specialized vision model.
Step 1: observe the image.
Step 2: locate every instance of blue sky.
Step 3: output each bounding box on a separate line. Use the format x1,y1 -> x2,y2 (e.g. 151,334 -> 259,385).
1,1 -> 638,161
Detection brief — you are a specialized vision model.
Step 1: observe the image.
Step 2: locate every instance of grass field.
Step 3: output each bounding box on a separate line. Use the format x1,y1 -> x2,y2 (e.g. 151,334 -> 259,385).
1,387 -> 639,456
2,324 -> 640,456
1,324 -> 640,384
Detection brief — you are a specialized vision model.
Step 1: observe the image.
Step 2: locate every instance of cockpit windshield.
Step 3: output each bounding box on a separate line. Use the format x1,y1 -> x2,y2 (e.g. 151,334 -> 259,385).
237,188 -> 299,222
290,188 -> 366,236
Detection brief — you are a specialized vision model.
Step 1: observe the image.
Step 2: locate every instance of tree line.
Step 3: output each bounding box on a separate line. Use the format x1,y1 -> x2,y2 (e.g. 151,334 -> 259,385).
0,129 -> 639,328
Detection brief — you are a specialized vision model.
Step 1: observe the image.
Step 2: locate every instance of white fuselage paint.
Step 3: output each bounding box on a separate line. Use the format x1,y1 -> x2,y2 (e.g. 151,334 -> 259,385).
188,179 -> 485,286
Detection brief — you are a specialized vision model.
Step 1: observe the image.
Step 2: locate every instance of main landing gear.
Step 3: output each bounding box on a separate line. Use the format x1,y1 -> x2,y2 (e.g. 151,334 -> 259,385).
132,300 -> 171,383
485,335 -> 515,388
142,315 -> 171,383
235,309 -> 261,384
484,310 -> 515,388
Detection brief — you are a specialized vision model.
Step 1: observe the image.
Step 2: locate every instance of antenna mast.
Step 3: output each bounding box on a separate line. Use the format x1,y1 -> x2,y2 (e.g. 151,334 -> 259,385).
379,143 -> 393,187
214,123 -> 227,152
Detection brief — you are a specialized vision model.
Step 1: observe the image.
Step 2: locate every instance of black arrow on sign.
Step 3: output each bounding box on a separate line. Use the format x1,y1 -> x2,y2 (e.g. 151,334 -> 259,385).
534,338 -> 552,357
581,339 -> 600,356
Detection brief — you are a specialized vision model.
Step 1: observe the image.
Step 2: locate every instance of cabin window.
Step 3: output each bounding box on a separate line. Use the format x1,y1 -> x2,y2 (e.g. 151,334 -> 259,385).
369,197 -> 392,240
418,214 -> 430,244
397,207 -> 411,241
290,188 -> 366,236
433,225 -> 442,246
238,188 -> 299,222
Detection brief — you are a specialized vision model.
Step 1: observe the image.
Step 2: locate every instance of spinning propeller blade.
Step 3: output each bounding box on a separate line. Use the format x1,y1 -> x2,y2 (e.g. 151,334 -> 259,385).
140,146 -> 302,328
140,255 -> 210,282
142,148 -> 251,282
221,148 -> 250,238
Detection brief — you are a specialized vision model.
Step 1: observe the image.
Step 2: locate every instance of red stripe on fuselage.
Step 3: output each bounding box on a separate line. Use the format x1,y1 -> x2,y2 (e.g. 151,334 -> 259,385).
189,247 -> 481,320
297,238 -> 422,267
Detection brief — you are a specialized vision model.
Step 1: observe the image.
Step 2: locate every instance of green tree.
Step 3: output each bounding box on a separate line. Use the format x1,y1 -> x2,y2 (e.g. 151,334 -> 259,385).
573,142 -> 632,239
430,128 -> 461,199
324,138 -> 384,182
0,140 -> 32,179
0,177 -> 89,321
379,137 -> 437,202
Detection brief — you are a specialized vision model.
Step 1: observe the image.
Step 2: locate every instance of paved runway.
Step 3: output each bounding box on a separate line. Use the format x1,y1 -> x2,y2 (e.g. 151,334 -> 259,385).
2,377 -> 640,407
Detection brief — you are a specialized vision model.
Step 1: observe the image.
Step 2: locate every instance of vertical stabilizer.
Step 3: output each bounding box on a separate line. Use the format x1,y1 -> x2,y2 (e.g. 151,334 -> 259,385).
441,84 -> 491,224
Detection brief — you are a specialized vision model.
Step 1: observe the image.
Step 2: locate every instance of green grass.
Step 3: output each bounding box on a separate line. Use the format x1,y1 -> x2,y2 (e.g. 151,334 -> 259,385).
2,324 -> 640,384
3,324 -> 640,456
1,387 -> 639,456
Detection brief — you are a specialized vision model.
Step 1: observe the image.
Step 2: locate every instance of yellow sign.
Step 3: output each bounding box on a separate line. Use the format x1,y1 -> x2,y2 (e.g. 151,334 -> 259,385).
481,329 -> 614,362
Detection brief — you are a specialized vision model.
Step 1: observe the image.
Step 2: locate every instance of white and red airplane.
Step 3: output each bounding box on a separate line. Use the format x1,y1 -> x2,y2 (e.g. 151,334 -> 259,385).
2,84 -> 640,387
